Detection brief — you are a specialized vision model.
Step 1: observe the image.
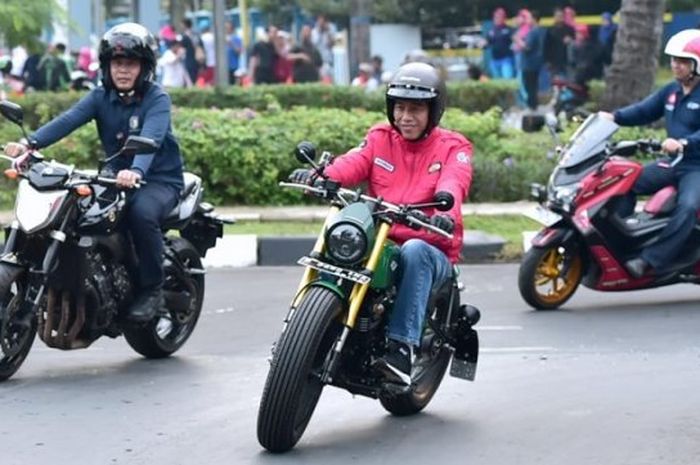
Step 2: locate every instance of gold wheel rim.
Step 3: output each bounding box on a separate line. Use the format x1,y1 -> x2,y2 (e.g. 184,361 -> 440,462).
534,247 -> 582,305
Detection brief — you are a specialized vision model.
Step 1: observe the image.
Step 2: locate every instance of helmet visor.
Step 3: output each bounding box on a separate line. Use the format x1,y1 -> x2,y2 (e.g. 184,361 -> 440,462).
387,84 -> 438,100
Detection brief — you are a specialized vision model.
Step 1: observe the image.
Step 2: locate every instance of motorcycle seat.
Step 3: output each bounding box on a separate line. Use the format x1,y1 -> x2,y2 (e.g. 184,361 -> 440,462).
643,185 -> 700,219
162,172 -> 202,229
643,186 -> 677,216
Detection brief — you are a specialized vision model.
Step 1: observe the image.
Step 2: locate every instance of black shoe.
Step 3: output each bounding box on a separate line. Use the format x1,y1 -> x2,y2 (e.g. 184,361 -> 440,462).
625,258 -> 650,279
375,340 -> 413,385
127,286 -> 164,322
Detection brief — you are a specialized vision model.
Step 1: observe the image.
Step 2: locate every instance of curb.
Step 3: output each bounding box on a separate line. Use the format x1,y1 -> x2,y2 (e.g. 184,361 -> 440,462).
203,231 -> 506,268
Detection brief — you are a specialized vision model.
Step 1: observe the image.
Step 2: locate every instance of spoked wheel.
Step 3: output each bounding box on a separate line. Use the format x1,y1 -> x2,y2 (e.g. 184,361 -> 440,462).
518,241 -> 584,310
257,287 -> 343,453
124,239 -> 204,358
0,265 -> 36,381
379,324 -> 451,416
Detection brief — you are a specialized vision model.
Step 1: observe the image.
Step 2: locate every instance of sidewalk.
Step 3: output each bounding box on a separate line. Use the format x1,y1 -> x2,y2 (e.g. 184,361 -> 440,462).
0,202 -> 541,267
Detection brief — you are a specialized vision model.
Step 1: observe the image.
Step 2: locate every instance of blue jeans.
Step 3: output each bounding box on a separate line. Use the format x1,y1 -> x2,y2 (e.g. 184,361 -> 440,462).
489,57 -> 515,79
386,239 -> 452,347
619,161 -> 700,271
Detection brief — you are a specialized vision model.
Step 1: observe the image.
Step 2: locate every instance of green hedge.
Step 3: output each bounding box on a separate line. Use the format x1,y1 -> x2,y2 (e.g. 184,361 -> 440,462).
0,105 -> 555,206
0,95 -> 665,208
5,81 -> 517,127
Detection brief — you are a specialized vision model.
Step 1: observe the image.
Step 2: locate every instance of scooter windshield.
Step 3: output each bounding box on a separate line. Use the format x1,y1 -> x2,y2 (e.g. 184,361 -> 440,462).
559,114 -> 619,168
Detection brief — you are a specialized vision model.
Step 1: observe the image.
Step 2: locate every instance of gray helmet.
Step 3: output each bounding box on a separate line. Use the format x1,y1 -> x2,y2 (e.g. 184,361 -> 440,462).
386,62 -> 446,136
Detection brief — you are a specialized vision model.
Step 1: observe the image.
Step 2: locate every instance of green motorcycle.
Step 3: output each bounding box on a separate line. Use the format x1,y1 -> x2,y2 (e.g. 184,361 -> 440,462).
257,143 -> 481,453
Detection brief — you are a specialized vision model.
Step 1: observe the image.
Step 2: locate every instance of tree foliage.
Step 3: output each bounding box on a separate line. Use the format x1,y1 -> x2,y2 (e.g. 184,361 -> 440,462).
0,0 -> 64,50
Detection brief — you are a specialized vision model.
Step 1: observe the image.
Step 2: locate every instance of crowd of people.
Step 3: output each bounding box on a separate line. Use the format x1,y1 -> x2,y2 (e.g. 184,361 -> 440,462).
484,6 -> 618,110
0,8 -> 619,102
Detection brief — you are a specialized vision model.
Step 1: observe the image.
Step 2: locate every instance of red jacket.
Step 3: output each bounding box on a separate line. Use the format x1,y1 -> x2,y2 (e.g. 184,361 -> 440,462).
324,123 -> 473,263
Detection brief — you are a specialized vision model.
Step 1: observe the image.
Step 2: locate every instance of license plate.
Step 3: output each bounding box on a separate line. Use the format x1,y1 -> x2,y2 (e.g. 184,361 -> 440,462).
297,256 -> 371,284
530,206 -> 562,227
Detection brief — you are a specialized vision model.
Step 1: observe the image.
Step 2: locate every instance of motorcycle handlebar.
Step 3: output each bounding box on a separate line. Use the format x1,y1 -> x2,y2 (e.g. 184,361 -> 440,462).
279,181 -> 454,239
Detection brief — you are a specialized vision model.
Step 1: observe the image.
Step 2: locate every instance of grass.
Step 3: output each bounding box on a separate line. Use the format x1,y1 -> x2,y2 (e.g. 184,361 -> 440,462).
225,214 -> 542,261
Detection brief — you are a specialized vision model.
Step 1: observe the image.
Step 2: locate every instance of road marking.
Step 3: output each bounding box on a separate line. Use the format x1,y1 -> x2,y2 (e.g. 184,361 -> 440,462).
205,307 -> 236,315
482,346 -> 555,353
478,325 -> 522,331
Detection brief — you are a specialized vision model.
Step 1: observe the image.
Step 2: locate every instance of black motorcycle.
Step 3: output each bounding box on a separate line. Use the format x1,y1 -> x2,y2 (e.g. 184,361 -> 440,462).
0,100 -> 229,381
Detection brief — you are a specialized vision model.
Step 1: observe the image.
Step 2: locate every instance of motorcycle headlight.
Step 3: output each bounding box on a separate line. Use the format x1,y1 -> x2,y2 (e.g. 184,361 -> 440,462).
549,182 -> 580,207
325,222 -> 368,265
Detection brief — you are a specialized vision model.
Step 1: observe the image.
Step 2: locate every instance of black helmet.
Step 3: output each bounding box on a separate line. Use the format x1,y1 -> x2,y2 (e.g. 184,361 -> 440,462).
98,22 -> 157,94
386,62 -> 447,137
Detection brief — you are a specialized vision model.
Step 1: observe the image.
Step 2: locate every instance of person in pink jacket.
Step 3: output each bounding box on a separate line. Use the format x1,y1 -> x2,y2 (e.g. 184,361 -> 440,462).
291,62 -> 473,383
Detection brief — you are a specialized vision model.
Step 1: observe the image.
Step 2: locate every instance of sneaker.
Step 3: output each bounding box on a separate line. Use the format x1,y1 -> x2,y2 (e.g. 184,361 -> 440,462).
376,339 -> 413,385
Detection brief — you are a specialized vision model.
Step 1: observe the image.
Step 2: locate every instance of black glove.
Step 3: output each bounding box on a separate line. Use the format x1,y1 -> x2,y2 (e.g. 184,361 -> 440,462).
289,168 -> 314,185
407,209 -> 430,230
430,214 -> 455,234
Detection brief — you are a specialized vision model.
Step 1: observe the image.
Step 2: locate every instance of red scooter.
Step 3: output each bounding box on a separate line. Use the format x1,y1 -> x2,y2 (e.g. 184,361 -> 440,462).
518,114 -> 699,310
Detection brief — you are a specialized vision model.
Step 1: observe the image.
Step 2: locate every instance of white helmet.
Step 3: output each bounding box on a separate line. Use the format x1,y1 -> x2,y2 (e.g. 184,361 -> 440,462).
664,29 -> 700,73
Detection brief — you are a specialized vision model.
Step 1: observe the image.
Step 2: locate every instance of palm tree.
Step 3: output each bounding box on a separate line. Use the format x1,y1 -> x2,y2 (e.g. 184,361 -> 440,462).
602,0 -> 666,110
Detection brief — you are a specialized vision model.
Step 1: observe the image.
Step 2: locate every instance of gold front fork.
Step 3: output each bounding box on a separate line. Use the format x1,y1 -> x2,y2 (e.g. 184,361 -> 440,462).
345,221 -> 391,329
291,205 -> 340,308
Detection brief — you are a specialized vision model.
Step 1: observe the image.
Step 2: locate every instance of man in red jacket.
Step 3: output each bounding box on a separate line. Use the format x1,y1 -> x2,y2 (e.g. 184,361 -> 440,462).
292,62 -> 473,384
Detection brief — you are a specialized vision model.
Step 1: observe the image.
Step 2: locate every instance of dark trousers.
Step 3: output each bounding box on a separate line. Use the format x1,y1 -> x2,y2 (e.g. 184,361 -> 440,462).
125,182 -> 179,290
619,161 -> 700,271
522,69 -> 540,110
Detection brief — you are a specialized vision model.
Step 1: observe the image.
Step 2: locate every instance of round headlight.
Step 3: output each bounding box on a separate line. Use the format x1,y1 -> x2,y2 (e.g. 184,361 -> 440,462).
325,223 -> 367,265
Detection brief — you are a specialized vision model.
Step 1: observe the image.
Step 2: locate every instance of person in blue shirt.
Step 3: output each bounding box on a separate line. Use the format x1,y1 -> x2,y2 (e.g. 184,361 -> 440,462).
225,21 -> 242,84
514,10 -> 546,110
601,29 -> 700,278
485,7 -> 514,79
4,22 -> 185,322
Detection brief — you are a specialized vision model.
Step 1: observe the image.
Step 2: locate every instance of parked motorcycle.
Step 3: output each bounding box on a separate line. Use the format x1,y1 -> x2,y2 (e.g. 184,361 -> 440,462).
549,77 -> 590,123
0,100 -> 229,381
257,143 -> 481,453
519,113 -> 696,310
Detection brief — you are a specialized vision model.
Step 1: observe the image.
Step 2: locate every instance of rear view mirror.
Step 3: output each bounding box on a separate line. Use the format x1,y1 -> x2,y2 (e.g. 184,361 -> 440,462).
0,101 -> 24,126
434,191 -> 454,211
121,136 -> 159,157
294,141 -> 316,164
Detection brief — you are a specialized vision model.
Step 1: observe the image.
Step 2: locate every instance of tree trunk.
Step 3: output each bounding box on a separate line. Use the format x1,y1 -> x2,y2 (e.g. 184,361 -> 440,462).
601,0 -> 666,110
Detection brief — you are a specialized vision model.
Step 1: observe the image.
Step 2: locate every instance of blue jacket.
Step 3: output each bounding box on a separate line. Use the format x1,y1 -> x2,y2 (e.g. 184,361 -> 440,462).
486,24 -> 514,60
614,81 -> 700,165
30,83 -> 184,190
520,26 -> 546,72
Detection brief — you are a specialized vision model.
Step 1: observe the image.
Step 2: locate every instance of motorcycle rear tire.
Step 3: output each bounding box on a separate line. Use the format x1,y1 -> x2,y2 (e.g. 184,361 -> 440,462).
257,286 -> 343,453
379,330 -> 451,416
124,238 -> 204,358
0,265 -> 35,381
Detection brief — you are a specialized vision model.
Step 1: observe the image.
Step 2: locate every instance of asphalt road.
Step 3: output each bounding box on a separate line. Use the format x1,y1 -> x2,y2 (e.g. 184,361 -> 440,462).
2,264 -> 700,465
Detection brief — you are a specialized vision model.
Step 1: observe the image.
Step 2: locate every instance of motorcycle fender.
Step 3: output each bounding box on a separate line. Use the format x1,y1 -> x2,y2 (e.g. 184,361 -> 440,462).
450,328 -> 478,381
531,223 -> 573,248
307,280 -> 346,302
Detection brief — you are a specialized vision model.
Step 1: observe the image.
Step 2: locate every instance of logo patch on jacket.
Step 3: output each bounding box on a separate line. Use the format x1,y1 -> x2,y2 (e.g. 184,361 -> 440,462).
687,101 -> 700,110
456,152 -> 470,164
666,93 -> 677,111
428,162 -> 442,173
129,116 -> 140,130
374,157 -> 395,172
